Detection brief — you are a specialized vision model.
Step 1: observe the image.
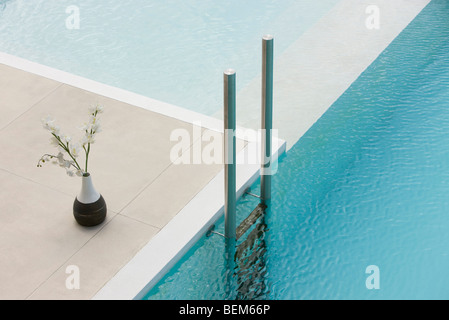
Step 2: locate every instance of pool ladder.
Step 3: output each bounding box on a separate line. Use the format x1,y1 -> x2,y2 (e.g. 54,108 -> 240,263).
211,35 -> 274,241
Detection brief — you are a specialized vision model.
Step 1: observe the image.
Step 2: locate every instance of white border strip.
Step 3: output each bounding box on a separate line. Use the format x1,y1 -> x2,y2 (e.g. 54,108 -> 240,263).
94,138 -> 286,300
0,51 -> 226,132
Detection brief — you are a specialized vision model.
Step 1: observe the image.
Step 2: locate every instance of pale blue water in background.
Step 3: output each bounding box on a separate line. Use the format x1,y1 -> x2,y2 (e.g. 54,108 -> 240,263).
144,0 -> 449,300
0,0 -> 338,115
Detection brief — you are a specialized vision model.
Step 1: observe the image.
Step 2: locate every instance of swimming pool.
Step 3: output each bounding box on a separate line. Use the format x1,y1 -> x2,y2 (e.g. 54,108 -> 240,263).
144,0 -> 449,300
0,0 -> 338,116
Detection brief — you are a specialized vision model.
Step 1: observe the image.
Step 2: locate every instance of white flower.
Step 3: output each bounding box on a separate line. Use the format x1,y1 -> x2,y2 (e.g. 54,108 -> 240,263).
50,137 -> 60,147
88,104 -> 104,115
88,106 -> 96,115
80,135 -> 88,147
41,115 -> 54,129
82,133 -> 96,145
69,143 -> 81,158
63,160 -> 73,169
61,135 -> 72,144
48,124 -> 60,135
87,134 -> 95,144
89,114 -> 98,126
41,115 -> 60,135
79,122 -> 89,132
91,121 -> 101,134
56,152 -> 64,163
66,169 -> 75,177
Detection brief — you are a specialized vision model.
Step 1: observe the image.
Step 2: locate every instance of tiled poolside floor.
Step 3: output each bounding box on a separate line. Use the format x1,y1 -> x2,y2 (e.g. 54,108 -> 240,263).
0,63 -> 242,300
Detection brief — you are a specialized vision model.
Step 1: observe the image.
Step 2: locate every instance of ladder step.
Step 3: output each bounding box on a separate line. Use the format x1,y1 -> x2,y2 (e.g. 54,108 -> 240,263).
236,203 -> 267,240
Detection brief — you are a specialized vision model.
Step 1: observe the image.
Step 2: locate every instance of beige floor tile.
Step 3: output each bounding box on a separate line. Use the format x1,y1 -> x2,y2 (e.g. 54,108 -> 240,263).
121,131 -> 246,228
121,162 -> 222,229
0,63 -> 61,130
0,169 -> 115,300
28,214 -> 159,300
0,83 -> 199,213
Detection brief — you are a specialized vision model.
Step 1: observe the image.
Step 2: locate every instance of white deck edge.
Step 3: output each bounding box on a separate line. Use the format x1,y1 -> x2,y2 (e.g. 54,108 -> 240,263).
0,51 -> 286,300
93,138 -> 286,300
0,51 -> 227,134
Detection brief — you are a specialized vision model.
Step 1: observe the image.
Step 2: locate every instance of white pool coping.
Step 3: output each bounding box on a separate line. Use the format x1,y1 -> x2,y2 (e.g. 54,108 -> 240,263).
0,51 -> 226,134
0,50 -> 286,300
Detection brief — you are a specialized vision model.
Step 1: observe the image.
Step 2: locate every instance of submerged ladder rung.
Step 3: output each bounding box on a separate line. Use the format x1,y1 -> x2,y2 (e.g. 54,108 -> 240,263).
244,190 -> 261,199
236,203 -> 267,241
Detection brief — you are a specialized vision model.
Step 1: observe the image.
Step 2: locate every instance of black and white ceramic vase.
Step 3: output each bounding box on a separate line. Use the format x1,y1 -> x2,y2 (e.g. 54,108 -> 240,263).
73,173 -> 107,227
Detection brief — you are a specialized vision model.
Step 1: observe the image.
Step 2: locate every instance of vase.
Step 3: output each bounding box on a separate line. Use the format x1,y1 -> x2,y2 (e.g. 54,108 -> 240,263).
73,173 -> 107,227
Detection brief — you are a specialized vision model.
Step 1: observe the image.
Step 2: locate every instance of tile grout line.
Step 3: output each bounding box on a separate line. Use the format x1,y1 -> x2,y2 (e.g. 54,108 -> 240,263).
117,128 -> 206,215
0,82 -> 63,132
118,138 -> 249,227
116,213 -> 162,231
0,166 -> 74,199
24,210 -> 121,300
25,205 -> 163,300
89,214 -> 164,299
27,212 -> 161,300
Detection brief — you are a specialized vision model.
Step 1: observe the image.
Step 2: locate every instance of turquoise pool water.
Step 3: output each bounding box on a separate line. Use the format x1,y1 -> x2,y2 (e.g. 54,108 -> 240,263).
144,0 -> 449,300
0,0 -> 338,115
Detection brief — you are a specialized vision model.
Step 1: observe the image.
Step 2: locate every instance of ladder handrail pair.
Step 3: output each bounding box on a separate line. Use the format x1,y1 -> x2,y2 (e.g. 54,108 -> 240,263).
224,35 -> 274,240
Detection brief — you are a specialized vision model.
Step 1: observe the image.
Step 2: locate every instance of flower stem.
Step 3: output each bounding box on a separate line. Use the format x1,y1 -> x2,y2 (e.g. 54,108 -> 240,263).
85,143 -> 91,173
52,133 -> 82,171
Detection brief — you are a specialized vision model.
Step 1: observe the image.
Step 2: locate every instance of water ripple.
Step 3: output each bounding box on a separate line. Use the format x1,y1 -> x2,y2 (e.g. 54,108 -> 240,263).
145,0 -> 449,300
